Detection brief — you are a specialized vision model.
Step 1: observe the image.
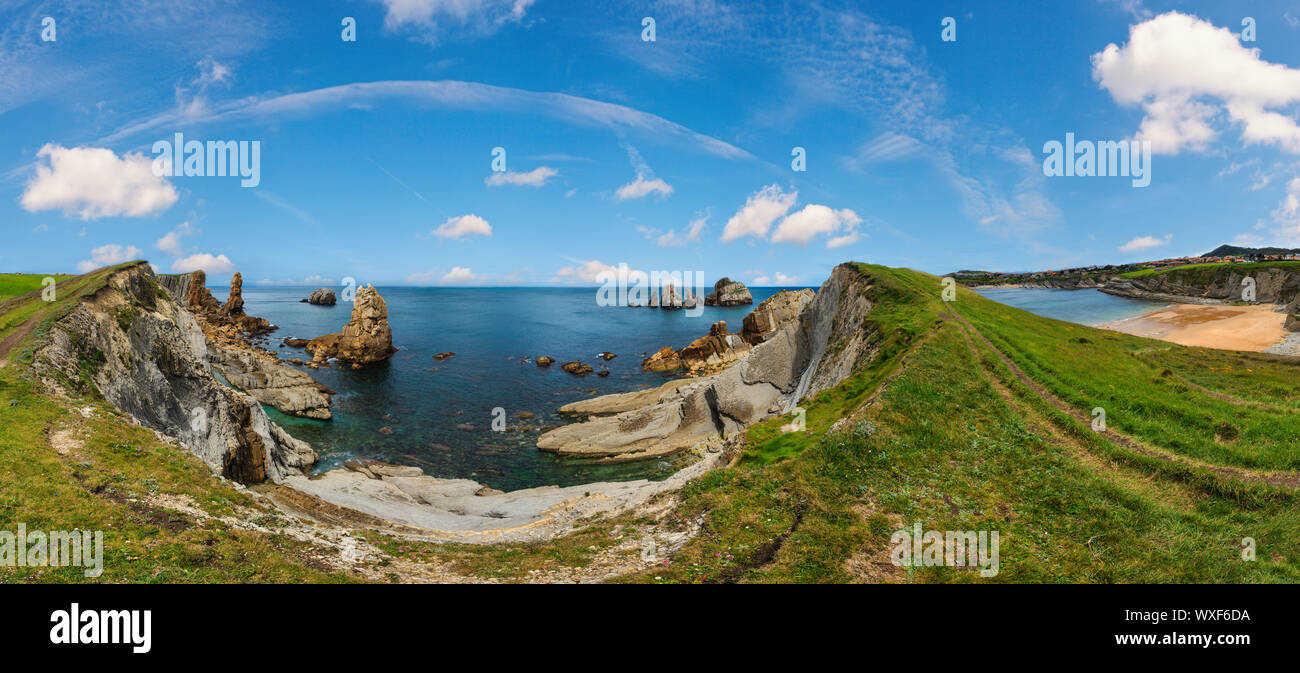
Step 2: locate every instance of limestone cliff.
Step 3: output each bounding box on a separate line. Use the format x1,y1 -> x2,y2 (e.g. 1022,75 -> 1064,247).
159,270 -> 333,419
34,263 -> 316,484
540,263 -> 879,461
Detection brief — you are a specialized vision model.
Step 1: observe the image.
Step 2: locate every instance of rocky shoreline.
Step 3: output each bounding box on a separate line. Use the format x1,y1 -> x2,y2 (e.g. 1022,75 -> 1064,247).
32,262 -> 890,544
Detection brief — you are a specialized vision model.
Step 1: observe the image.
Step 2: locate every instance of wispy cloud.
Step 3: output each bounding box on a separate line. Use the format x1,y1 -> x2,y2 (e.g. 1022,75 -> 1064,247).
97,80 -> 755,161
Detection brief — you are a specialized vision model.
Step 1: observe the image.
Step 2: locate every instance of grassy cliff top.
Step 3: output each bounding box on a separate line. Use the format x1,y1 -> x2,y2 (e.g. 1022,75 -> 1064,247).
3,261 -> 1298,583
1119,260 -> 1300,280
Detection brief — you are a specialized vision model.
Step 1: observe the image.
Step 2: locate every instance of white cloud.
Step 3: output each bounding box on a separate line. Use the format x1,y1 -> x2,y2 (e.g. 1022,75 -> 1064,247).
1093,11 -> 1300,154
752,272 -> 798,285
432,214 -> 492,239
826,232 -> 863,249
771,205 -> 862,246
1269,178 -> 1300,243
76,244 -> 143,273
98,80 -> 753,162
406,269 -> 440,284
155,221 -> 197,255
615,176 -> 673,200
372,0 -> 535,42
1118,234 -> 1172,252
21,144 -> 178,220
553,259 -> 616,284
654,212 -> 709,247
720,185 -> 798,243
613,143 -> 673,200
171,253 -> 236,274
841,132 -> 921,171
441,266 -> 477,283
485,166 -> 557,187
33,223 -> 47,233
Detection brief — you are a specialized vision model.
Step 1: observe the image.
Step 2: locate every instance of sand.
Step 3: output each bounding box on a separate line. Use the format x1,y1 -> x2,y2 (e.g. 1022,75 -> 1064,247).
1099,303 -> 1291,352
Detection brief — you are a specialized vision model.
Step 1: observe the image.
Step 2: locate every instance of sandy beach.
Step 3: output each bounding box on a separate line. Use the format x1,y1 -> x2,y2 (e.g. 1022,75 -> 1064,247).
1099,303 -> 1295,352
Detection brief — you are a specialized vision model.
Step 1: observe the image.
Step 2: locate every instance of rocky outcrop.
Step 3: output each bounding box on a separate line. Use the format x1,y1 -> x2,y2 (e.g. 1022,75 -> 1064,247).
641,346 -> 681,372
302,288 -> 337,305
208,344 -> 334,420
540,263 -> 877,461
704,278 -> 753,306
159,270 -> 273,340
661,284 -> 683,309
741,289 -> 815,345
34,263 -> 317,484
561,361 -> 593,375
674,321 -> 751,374
639,292 -> 811,374
305,285 -> 397,366
159,270 -> 333,419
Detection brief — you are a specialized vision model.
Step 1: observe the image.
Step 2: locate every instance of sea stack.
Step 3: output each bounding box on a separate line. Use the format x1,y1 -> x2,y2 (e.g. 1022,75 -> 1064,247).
305,284 -> 397,365
704,277 -> 753,306
302,288 -> 337,305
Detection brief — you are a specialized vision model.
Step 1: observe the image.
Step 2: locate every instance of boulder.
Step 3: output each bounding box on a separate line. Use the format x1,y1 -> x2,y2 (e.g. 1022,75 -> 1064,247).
640,346 -> 682,372
561,361 -> 594,376
704,277 -> 753,306
676,321 -> 752,373
305,284 -> 397,365
536,356 -> 555,367
741,288 -> 815,345
303,288 -> 337,305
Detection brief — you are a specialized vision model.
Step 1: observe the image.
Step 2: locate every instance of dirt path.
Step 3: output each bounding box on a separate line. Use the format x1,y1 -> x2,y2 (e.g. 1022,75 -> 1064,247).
0,309 -> 47,367
947,308 -> 1300,490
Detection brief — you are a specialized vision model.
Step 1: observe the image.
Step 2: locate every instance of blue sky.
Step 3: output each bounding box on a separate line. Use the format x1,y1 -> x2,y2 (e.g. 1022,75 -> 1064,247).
6,0 -> 1300,287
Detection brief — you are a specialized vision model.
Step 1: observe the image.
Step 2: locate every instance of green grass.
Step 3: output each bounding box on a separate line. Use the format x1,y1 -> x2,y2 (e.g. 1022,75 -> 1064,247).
0,365 -> 357,583
615,265 -> 1300,582
955,287 -> 1300,471
4,260 -> 1299,583
0,273 -> 74,302
1118,260 -> 1300,280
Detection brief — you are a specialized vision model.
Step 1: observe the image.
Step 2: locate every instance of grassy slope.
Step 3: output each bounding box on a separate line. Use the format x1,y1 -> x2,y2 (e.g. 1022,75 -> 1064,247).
613,265 -> 1299,582
1118,260 -> 1300,280
0,264 -> 355,583
4,262 -> 1298,583
0,273 -> 74,302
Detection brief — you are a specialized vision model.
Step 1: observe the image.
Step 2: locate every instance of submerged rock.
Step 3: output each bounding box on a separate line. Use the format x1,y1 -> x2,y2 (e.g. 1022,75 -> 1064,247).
561,361 -> 594,375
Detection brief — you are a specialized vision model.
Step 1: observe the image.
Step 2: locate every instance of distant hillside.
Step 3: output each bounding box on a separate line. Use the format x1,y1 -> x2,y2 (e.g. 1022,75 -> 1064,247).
1203,244 -> 1300,258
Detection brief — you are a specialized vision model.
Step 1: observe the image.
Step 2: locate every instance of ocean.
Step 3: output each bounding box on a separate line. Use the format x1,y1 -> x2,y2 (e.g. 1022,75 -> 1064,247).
216,285 -> 811,491
972,287 -> 1169,326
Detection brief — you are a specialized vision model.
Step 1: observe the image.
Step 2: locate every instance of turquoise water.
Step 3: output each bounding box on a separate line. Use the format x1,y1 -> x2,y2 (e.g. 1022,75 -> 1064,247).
215,285 -> 810,490
973,287 -> 1169,326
